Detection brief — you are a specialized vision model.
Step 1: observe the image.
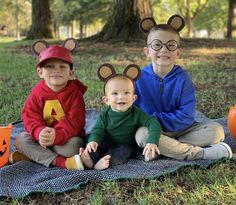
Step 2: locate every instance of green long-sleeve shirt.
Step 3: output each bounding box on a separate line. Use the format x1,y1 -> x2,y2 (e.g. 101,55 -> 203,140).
88,106 -> 162,146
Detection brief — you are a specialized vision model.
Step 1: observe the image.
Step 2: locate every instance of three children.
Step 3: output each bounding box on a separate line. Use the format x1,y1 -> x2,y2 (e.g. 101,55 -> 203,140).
10,15 -> 233,170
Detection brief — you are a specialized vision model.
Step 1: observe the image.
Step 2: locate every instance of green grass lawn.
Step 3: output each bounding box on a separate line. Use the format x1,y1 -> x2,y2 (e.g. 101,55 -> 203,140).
0,37 -> 236,204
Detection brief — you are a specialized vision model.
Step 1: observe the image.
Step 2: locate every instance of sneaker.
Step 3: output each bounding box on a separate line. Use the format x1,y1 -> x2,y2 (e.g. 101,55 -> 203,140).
65,154 -> 84,170
9,151 -> 31,163
203,142 -> 233,160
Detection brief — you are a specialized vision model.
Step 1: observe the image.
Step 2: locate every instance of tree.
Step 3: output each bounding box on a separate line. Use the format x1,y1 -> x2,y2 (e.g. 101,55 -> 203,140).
227,0 -> 236,38
175,0 -> 210,37
51,0 -> 66,38
27,0 -> 54,39
91,0 -> 152,41
194,0 -> 227,37
152,0 -> 227,38
51,0 -> 111,39
0,0 -> 31,39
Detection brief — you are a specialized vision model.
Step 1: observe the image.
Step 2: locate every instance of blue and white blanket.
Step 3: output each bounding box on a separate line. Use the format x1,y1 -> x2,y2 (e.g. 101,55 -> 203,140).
0,109 -> 235,198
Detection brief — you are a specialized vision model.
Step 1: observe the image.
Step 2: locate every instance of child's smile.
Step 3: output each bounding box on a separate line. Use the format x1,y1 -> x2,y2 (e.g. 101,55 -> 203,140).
144,30 -> 180,77
103,77 -> 137,112
37,59 -> 73,92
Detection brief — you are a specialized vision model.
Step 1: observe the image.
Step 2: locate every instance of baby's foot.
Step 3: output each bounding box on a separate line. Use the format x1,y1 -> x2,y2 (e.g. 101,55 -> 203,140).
94,155 -> 111,170
80,148 -> 94,169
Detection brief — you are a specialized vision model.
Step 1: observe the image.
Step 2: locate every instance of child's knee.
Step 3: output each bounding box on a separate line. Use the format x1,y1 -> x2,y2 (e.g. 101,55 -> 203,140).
211,122 -> 225,143
135,126 -> 148,147
202,121 -> 225,144
53,137 -> 84,157
14,132 -> 30,148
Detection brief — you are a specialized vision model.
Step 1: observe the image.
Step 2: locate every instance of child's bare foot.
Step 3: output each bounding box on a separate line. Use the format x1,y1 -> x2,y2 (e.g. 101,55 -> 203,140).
94,155 -> 111,170
80,148 -> 94,169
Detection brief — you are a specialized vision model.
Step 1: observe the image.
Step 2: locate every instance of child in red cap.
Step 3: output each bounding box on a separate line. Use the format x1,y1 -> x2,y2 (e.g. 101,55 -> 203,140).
9,38 -> 87,170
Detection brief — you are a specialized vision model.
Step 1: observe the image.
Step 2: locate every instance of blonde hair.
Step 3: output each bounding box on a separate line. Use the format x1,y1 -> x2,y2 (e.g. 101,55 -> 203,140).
104,75 -> 135,95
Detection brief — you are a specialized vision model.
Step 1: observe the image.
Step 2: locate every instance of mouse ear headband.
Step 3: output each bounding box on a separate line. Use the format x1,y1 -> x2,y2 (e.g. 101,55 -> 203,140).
32,38 -> 78,55
97,63 -> 141,83
31,38 -> 78,68
139,14 -> 185,33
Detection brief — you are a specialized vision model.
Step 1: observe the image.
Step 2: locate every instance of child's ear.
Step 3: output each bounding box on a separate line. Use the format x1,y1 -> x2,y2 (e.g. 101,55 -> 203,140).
36,67 -> 43,78
102,96 -> 109,105
133,94 -> 137,101
176,48 -> 181,57
70,69 -> 74,76
143,47 -> 150,58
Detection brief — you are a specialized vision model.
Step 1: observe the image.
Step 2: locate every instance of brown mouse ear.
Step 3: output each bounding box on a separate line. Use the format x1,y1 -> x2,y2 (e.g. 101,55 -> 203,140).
167,14 -> 185,32
139,17 -> 157,33
32,40 -> 49,55
123,64 -> 141,81
97,63 -> 116,81
62,38 -> 78,52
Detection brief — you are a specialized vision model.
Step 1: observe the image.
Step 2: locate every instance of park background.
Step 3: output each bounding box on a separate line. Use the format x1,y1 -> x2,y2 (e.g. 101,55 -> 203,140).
0,0 -> 236,204
0,0 -> 235,40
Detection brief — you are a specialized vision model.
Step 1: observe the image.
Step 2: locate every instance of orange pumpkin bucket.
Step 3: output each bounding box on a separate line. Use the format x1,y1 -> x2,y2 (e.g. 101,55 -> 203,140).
0,124 -> 12,167
228,105 -> 236,140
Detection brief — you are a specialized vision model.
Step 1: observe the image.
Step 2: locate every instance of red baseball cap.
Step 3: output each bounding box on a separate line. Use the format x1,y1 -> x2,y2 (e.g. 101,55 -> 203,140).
36,45 -> 73,68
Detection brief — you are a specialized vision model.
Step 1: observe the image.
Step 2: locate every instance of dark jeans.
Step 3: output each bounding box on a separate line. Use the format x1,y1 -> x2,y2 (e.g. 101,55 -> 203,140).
89,143 -> 136,167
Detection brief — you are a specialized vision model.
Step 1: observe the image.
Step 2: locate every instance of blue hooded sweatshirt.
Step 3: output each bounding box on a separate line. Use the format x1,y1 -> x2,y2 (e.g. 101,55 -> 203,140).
135,63 -> 196,132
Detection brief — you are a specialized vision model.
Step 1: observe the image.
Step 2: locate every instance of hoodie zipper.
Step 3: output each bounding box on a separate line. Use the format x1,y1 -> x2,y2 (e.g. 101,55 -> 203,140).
160,78 -> 164,94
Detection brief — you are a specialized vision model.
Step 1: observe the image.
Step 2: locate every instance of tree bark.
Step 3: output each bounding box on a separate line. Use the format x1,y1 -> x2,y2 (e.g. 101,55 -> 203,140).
89,0 -> 152,42
227,0 -> 236,38
27,0 -> 54,39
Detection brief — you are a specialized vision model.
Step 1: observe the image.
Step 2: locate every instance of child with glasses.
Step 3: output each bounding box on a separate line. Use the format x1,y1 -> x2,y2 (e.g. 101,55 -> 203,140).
135,14 -> 233,161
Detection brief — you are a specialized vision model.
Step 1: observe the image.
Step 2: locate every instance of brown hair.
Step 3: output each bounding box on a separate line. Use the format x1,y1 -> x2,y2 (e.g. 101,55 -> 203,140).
147,24 -> 181,44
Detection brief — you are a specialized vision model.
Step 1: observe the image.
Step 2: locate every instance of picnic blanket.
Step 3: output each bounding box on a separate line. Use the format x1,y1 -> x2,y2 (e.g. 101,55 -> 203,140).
0,109 -> 235,198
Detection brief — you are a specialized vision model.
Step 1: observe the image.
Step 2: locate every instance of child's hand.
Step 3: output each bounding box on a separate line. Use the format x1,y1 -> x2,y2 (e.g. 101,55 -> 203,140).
143,143 -> 160,161
39,127 -> 55,148
85,141 -> 98,153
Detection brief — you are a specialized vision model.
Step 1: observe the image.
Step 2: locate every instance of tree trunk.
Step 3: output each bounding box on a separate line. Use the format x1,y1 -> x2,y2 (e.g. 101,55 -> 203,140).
53,20 -> 60,39
27,0 -> 54,39
185,0 -> 191,37
227,0 -> 236,38
79,22 -> 84,39
90,0 -> 152,42
15,0 -> 20,40
71,20 -> 76,38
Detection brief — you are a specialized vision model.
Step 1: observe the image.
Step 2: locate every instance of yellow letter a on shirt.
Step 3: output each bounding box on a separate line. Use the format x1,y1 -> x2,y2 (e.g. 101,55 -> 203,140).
43,100 -> 65,126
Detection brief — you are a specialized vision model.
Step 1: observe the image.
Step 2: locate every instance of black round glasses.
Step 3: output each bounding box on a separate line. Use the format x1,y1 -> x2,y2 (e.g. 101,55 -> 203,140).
148,39 -> 179,51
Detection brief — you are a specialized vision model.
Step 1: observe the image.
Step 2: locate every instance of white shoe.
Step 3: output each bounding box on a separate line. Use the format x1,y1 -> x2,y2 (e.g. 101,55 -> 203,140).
203,142 -> 232,160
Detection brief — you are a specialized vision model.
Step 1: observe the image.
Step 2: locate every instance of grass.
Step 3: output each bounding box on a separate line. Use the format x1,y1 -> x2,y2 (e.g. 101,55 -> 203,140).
0,37 -> 236,204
